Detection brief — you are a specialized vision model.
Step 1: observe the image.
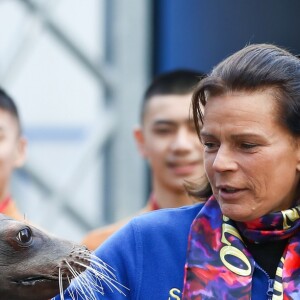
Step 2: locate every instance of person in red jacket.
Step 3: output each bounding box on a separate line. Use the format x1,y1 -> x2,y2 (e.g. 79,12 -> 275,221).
0,88 -> 27,220
82,69 -> 206,250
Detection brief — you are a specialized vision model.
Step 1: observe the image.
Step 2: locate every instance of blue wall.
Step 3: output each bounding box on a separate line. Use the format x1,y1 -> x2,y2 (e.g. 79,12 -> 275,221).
154,0 -> 300,74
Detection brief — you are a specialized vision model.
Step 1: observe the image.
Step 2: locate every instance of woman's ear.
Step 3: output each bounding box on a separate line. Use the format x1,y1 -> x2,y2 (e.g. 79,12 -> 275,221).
296,139 -> 300,172
133,126 -> 148,158
14,137 -> 27,168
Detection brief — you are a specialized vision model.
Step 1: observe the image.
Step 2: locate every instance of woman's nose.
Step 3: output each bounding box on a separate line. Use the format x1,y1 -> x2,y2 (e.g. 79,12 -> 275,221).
212,146 -> 238,172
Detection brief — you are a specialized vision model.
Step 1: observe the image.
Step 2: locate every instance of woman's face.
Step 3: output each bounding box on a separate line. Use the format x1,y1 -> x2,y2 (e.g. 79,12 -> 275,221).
200,90 -> 300,221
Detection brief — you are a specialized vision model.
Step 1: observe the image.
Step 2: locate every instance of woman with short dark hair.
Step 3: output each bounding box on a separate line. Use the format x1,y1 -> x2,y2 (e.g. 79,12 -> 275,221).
53,44 -> 300,300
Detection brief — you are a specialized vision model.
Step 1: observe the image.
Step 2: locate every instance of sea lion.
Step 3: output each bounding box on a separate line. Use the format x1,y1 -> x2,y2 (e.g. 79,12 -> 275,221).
0,213 -> 90,300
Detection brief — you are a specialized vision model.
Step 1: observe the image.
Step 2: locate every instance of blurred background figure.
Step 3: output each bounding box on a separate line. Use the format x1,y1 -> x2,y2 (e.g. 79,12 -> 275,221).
0,1 -> 300,242
0,88 -> 26,220
82,69 -> 206,250
0,0 -> 150,241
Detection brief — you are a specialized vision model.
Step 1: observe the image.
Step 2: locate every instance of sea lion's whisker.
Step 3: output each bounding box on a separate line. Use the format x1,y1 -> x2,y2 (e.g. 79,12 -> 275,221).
64,262 -> 88,298
58,267 -> 65,300
51,249 -> 128,299
75,274 -> 97,300
65,261 -> 97,300
66,276 -> 76,300
67,286 -> 75,300
88,254 -> 115,271
66,258 -> 128,297
84,264 -> 117,284
65,261 -> 81,279
81,270 -> 105,295
67,261 -> 81,275
66,276 -> 86,300
83,264 -> 128,295
73,258 -> 108,279
87,256 -> 118,280
75,266 -> 105,298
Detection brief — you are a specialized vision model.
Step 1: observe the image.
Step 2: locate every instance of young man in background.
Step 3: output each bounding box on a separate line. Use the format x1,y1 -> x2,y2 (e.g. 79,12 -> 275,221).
82,69 -> 206,250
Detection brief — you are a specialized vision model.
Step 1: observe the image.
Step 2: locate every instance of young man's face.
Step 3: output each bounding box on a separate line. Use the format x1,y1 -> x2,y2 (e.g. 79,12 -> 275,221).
135,94 -> 204,193
0,109 -> 26,195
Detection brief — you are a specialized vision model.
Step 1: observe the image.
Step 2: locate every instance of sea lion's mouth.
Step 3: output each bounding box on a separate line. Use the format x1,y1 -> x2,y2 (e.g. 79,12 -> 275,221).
9,275 -> 72,300
14,276 -> 68,286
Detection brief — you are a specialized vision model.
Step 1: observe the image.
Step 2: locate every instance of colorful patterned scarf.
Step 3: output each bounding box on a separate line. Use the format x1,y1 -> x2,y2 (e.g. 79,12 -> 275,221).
183,196 -> 300,299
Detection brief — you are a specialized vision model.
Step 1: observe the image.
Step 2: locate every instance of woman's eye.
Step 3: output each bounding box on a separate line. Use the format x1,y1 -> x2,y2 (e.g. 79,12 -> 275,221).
203,142 -> 218,150
240,143 -> 258,149
16,227 -> 32,244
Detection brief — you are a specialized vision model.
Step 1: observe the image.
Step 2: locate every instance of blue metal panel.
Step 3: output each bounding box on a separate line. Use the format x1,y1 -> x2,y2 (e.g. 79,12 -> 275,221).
154,0 -> 300,75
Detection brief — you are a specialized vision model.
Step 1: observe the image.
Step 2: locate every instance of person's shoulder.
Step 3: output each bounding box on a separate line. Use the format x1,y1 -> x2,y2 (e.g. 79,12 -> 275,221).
93,202 -> 205,298
136,202 -> 204,220
98,202 -> 204,251
82,217 -> 132,250
130,202 -> 204,231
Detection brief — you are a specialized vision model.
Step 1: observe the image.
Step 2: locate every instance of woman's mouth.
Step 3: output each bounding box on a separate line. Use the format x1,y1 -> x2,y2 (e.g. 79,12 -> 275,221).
220,187 -> 239,193
217,185 -> 247,200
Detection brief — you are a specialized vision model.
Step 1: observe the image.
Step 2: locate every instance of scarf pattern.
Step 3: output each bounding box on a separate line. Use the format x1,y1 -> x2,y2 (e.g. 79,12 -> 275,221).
183,196 -> 300,299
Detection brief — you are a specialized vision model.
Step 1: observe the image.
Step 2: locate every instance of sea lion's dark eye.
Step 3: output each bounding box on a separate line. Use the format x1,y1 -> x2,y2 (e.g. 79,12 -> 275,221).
16,227 -> 32,245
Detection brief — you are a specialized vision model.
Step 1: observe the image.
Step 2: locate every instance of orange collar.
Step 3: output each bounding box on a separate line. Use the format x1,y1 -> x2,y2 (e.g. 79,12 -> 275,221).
149,193 -> 160,211
0,196 -> 11,212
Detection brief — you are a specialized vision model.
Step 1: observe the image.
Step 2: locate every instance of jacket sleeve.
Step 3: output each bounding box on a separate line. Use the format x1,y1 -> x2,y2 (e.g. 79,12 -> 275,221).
52,220 -> 139,300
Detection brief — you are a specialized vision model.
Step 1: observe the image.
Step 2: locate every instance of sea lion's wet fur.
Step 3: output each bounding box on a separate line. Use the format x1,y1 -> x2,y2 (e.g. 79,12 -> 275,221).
0,214 -> 89,300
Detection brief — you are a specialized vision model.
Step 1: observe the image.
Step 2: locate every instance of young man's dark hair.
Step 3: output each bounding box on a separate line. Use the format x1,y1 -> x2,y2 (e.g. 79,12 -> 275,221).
0,88 -> 21,133
141,69 -> 205,122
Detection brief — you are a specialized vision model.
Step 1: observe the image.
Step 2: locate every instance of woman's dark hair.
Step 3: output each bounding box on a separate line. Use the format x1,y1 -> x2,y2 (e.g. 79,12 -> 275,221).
190,43 -> 300,199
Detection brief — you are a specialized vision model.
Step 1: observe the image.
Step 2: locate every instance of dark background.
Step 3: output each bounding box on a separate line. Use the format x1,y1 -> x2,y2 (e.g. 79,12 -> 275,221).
153,0 -> 300,75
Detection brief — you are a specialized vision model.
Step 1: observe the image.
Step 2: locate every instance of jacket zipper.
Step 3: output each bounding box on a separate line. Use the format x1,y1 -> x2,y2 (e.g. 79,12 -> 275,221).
255,263 -> 274,300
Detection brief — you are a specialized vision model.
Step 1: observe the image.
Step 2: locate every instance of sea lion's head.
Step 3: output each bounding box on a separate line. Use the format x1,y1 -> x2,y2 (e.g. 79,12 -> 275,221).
0,213 -> 90,300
